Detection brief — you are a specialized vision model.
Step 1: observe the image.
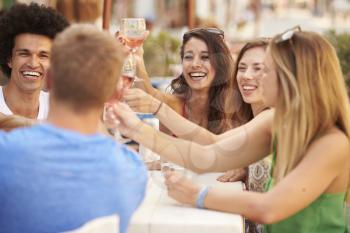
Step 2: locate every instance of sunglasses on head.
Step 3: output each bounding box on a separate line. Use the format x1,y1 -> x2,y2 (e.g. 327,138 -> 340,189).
274,25 -> 301,43
184,28 -> 224,39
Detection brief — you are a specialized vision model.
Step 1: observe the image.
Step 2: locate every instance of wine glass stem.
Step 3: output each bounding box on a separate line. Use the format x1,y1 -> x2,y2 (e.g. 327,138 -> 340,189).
129,52 -> 140,82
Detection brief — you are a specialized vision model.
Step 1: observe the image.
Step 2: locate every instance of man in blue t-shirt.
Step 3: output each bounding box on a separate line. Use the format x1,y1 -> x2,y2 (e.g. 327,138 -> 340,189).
0,24 -> 147,233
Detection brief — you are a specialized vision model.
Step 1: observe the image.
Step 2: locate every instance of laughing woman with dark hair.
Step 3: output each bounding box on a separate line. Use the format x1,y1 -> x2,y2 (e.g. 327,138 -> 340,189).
122,28 -> 238,136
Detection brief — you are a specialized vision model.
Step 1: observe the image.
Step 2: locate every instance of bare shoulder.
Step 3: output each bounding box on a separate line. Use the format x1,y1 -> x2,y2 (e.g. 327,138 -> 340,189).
255,108 -> 274,121
319,127 -> 349,152
151,90 -> 183,113
163,95 -> 185,115
307,127 -> 350,192
309,127 -> 350,163
248,108 -> 274,133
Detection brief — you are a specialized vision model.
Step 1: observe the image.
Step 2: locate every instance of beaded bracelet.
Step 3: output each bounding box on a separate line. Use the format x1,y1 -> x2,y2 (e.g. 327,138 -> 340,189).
153,101 -> 163,115
196,186 -> 211,209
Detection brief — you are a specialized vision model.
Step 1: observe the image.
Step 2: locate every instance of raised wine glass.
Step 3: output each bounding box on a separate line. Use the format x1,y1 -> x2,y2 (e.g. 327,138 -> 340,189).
120,18 -> 146,83
103,56 -> 136,143
120,18 -> 146,52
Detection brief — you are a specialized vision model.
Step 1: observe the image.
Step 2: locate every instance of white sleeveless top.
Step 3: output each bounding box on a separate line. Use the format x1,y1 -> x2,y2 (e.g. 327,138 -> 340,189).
0,87 -> 49,120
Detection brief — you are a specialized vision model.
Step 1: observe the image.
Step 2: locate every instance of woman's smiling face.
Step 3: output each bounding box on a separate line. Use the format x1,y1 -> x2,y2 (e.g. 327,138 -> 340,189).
236,47 -> 266,105
182,37 -> 216,92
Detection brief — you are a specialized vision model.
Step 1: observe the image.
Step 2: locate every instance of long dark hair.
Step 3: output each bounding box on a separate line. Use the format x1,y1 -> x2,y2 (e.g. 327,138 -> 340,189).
170,29 -> 235,133
228,39 -> 269,125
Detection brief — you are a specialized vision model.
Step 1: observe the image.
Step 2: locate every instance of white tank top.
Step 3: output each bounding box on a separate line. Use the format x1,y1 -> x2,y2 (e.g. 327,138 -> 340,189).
0,86 -> 49,120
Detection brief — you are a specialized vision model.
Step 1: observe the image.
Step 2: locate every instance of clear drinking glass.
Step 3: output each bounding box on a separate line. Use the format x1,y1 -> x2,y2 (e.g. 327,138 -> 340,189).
102,57 -> 136,143
121,55 -> 136,88
103,103 -> 122,141
120,18 -> 146,83
120,18 -> 146,52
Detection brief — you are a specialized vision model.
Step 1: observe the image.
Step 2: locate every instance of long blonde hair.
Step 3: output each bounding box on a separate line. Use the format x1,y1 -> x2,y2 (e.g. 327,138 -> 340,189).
270,31 -> 350,195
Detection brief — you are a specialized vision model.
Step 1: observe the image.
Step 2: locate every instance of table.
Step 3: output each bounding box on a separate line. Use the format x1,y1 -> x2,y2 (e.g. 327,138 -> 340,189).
127,171 -> 244,233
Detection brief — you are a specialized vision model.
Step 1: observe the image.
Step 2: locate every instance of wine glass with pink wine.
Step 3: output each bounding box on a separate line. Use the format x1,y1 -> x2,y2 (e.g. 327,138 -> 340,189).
103,56 -> 136,143
120,18 -> 146,52
120,18 -> 146,83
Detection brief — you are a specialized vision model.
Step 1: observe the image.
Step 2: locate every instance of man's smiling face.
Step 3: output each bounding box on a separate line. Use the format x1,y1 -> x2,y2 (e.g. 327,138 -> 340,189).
7,33 -> 52,94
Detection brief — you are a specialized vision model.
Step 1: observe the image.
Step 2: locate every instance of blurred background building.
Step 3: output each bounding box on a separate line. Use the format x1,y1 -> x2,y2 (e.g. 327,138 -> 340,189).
1,0 -> 350,91
2,0 -> 349,38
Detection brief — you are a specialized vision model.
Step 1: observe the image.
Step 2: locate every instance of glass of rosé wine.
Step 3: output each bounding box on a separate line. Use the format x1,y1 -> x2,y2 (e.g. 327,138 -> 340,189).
102,56 -> 136,143
120,18 -> 146,83
120,18 -> 146,52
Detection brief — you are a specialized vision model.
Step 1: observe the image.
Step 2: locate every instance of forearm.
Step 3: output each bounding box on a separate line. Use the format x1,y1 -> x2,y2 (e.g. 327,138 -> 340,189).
129,109 -> 272,173
133,123 -> 221,173
137,58 -> 157,95
132,121 -> 261,173
204,187 -> 271,224
156,102 -> 217,144
137,59 -> 173,104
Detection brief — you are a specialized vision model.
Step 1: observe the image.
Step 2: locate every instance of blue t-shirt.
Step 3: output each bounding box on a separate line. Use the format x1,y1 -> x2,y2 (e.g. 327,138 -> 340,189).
0,124 -> 147,233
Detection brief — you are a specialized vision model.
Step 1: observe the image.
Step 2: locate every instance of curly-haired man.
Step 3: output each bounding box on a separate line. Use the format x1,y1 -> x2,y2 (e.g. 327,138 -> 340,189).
0,3 -> 68,119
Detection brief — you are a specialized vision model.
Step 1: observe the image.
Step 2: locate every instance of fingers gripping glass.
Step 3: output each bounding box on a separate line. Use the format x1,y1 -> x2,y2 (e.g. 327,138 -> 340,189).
184,28 -> 224,39
274,25 -> 301,43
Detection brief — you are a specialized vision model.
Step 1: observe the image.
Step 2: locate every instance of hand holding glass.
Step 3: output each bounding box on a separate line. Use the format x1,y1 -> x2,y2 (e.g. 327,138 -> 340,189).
120,18 -> 146,52
120,18 -> 146,83
103,57 -> 136,143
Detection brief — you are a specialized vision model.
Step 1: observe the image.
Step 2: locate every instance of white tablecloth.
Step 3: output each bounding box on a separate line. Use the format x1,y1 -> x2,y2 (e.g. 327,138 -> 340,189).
127,171 -> 244,233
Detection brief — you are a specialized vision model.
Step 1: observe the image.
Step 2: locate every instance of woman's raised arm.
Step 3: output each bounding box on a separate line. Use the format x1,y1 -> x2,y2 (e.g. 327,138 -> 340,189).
111,103 -> 273,173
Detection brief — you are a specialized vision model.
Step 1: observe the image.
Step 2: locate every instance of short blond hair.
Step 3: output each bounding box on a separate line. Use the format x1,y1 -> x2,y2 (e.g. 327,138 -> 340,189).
50,24 -> 124,111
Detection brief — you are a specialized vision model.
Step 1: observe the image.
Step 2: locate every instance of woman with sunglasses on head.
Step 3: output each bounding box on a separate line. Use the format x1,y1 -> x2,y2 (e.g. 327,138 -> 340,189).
109,28 -> 350,232
122,28 -> 236,136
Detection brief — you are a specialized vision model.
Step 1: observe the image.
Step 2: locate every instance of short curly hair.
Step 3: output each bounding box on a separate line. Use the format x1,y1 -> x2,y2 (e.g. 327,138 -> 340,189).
0,3 -> 69,78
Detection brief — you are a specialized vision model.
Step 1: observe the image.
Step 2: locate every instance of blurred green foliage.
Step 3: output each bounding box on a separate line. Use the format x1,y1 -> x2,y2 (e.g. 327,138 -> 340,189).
2,0 -> 14,9
325,30 -> 350,96
143,31 -> 181,77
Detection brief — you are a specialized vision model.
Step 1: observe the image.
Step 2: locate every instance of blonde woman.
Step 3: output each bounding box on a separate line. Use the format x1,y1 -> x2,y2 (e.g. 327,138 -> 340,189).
110,29 -> 350,232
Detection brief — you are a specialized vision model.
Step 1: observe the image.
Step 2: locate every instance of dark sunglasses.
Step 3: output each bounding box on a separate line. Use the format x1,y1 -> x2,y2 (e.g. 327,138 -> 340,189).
184,28 -> 224,39
274,25 -> 301,43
